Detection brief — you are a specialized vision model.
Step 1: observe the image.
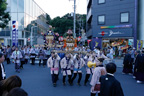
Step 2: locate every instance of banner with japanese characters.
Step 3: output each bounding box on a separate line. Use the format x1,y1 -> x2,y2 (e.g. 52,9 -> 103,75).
12,21 -> 18,46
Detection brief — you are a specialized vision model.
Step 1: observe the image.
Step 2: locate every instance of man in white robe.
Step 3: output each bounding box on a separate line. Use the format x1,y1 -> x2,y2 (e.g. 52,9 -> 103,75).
47,51 -> 60,87
71,53 -> 85,85
11,47 -> 22,73
60,53 -> 73,85
84,53 -> 100,86
29,47 -> 36,65
90,61 -> 106,96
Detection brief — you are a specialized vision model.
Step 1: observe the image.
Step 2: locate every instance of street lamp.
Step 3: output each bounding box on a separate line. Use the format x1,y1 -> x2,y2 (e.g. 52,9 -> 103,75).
31,26 -> 37,46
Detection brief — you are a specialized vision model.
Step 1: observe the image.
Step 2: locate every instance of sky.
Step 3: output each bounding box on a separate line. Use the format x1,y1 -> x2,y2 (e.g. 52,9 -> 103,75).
34,0 -> 87,19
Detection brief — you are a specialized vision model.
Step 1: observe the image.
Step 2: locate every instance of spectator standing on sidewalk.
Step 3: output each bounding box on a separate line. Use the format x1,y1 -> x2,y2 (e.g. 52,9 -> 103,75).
131,47 -> 136,64
133,50 -> 141,79
122,50 -> 133,74
135,49 -> 144,83
106,46 -> 114,59
0,52 -> 6,81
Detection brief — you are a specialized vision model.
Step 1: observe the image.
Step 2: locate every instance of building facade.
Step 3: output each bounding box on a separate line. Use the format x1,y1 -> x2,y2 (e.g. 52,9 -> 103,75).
0,0 -> 49,46
138,0 -> 144,45
86,0 -> 142,49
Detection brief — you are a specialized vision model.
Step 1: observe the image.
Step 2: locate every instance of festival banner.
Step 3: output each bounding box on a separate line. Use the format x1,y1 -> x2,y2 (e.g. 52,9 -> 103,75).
12,21 -> 18,46
92,37 -> 102,50
137,40 -> 143,50
111,39 -> 124,47
121,45 -> 129,50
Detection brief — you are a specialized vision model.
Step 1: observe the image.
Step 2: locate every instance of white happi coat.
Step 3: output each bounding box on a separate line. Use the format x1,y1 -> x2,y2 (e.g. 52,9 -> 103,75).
60,57 -> 73,76
84,55 -> 100,74
73,55 -> 85,73
47,55 -> 60,74
89,56 -> 101,66
11,51 -> 22,63
70,54 -> 74,70
84,55 -> 93,74
97,53 -> 108,59
90,66 -> 106,93
29,48 -> 36,58
24,49 -> 29,59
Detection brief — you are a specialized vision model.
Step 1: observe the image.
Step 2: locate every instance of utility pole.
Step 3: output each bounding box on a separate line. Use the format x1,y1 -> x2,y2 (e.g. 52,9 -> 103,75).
69,0 -> 76,38
74,0 -> 76,38
31,26 -> 33,46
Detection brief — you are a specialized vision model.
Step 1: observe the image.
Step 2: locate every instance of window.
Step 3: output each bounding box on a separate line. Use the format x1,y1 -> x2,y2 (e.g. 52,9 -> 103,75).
18,13 -> 24,31
11,0 -> 17,12
18,0 -> 24,12
98,0 -> 105,4
98,15 -> 105,25
25,0 -> 30,14
121,12 -> 129,23
7,0 -> 11,7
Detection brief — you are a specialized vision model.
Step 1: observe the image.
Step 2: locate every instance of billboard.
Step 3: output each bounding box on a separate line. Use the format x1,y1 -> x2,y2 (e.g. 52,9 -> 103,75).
95,28 -> 133,37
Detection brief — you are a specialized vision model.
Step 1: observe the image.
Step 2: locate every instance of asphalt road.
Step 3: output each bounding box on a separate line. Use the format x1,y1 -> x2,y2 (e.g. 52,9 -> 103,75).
4,59 -> 144,96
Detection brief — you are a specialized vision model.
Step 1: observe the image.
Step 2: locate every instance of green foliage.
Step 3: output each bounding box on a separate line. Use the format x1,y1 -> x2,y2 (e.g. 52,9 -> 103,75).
46,13 -> 51,23
50,13 -> 86,37
50,16 -> 73,36
0,0 -> 11,28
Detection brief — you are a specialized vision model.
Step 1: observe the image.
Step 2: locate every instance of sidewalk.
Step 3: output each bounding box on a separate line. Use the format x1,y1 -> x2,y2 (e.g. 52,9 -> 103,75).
113,58 -> 123,68
103,57 -> 123,68
113,57 -> 123,68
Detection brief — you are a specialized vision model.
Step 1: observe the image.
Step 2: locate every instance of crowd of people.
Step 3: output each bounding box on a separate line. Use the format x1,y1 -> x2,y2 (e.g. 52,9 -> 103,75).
122,47 -> 144,84
1,44 -> 143,96
0,45 -> 52,73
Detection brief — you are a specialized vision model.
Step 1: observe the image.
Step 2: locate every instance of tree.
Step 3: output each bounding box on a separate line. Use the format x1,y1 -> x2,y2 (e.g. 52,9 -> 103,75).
50,16 -> 73,36
46,13 -> 51,24
50,13 -> 86,37
0,0 -> 11,28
